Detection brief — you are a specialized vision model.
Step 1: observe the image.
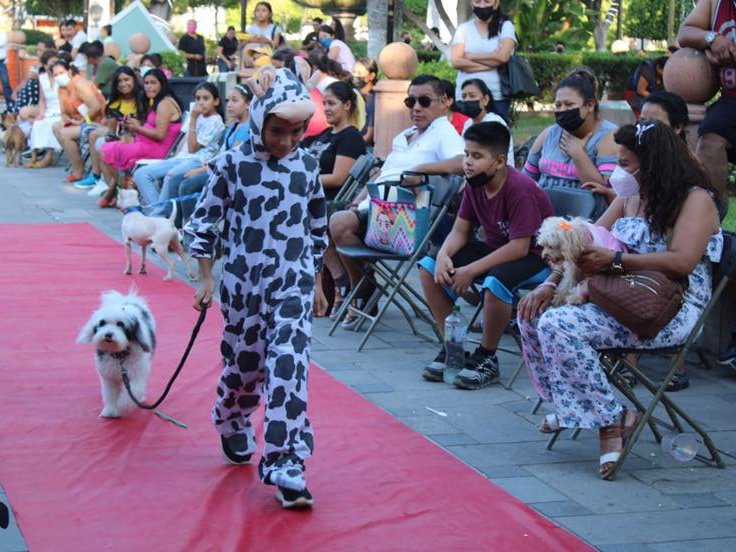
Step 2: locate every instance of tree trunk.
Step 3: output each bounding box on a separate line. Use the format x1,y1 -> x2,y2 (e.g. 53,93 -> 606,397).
367,0 -> 403,58
667,0 -> 676,45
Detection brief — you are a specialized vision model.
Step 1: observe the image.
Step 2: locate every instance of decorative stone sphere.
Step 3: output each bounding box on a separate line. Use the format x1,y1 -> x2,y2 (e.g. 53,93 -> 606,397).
129,33 -> 151,55
104,41 -> 121,61
8,31 -> 26,44
663,47 -> 720,104
378,42 -> 418,80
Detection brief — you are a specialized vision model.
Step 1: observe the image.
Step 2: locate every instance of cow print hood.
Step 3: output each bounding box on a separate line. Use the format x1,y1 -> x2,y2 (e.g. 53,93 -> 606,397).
249,68 -> 315,162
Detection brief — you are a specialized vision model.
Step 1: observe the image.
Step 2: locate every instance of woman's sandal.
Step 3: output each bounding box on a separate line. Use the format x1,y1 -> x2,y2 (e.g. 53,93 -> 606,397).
98,195 -> 117,209
539,413 -> 562,433
665,371 -> 689,392
599,408 -> 640,480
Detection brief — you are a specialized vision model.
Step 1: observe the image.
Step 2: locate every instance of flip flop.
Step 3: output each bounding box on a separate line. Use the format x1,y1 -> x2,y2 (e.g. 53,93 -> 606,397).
539,413 -> 561,433
599,408 -> 639,480
64,174 -> 83,183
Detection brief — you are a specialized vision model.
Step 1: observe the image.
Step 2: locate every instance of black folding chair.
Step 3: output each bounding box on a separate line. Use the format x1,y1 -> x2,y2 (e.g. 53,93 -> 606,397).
547,231 -> 736,479
328,175 -> 462,351
332,154 -> 375,205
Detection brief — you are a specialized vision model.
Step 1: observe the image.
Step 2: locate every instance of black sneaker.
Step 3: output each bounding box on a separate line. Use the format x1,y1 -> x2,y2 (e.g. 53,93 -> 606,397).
719,344 -> 736,368
453,349 -> 499,390
422,349 -> 446,381
276,486 -> 314,509
220,433 -> 252,465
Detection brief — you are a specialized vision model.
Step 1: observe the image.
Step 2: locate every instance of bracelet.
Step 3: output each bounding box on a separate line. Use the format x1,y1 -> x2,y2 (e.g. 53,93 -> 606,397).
538,281 -> 558,290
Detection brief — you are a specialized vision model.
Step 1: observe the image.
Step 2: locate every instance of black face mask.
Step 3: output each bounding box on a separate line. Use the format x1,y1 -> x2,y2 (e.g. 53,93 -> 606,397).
353,77 -> 367,90
455,100 -> 482,120
473,6 -> 497,21
555,107 -> 586,132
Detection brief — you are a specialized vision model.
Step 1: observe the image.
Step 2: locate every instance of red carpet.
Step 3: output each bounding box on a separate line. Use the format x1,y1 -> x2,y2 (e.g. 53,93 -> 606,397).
0,224 -> 592,551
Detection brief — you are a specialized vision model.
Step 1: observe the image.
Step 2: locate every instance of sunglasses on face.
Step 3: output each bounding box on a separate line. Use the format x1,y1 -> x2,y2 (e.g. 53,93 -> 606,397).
404,95 -> 442,109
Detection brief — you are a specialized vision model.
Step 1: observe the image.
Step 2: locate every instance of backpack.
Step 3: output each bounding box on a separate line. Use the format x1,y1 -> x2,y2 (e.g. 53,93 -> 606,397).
629,60 -> 654,91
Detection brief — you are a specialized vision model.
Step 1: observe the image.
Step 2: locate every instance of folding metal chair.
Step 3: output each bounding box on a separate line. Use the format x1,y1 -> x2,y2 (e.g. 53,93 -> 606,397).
547,231 -> 736,479
332,154 -> 375,205
328,175 -> 462,351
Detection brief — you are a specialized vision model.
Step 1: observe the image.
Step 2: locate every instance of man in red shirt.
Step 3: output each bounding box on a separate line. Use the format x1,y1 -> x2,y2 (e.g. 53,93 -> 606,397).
679,0 -> 736,217
418,121 -> 554,389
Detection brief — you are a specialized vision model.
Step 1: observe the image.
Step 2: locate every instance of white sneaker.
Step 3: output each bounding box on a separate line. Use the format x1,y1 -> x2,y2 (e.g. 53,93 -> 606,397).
87,180 -> 108,197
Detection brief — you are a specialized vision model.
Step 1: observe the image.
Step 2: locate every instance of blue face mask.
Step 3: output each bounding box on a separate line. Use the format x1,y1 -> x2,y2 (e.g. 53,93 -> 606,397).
320,37 -> 333,48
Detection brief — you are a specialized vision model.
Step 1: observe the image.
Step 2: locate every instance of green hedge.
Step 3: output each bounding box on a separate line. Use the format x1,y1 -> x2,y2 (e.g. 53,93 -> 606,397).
523,53 -> 581,101
19,28 -> 54,46
416,59 -> 457,82
580,52 -> 642,96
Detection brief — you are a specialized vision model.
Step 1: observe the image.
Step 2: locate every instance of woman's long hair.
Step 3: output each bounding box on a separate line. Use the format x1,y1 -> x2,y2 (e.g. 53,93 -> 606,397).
485,5 -> 510,39
613,121 -> 717,235
107,66 -> 147,120
145,68 -> 184,113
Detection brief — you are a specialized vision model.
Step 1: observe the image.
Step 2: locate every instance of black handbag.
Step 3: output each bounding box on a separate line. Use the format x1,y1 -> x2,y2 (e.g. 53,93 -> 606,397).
499,53 -> 540,99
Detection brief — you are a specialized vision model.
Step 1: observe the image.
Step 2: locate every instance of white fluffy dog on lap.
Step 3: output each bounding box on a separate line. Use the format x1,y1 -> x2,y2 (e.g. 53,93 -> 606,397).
537,216 -> 627,306
77,291 -> 156,418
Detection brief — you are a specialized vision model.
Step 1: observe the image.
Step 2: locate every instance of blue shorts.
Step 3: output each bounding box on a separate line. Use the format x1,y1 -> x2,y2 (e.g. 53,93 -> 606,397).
418,240 -> 550,304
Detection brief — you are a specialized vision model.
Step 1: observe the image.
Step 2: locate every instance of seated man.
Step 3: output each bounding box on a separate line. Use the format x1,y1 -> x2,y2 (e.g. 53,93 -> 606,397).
82,40 -> 118,97
419,122 -> 554,389
330,74 -> 465,327
678,0 -> 735,217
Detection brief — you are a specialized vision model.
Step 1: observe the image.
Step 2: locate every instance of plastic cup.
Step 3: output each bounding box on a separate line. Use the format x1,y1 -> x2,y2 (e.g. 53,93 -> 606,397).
660,432 -> 699,462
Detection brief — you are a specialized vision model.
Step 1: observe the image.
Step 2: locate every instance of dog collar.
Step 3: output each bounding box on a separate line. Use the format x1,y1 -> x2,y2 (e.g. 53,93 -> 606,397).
123,205 -> 143,214
97,349 -> 130,360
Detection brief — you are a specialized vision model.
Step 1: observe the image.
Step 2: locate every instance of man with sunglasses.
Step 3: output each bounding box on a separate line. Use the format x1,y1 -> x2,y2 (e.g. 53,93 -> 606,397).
330,75 -> 465,328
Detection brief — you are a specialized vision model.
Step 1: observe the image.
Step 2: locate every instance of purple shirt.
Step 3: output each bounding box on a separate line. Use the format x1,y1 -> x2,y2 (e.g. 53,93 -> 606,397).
457,167 -> 554,253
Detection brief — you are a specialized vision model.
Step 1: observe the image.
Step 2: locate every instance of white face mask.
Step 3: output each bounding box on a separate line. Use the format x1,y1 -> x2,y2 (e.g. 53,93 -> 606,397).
609,165 -> 640,198
55,73 -> 71,87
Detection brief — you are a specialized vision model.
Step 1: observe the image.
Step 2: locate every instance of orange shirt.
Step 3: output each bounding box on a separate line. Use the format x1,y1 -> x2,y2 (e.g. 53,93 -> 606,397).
59,75 -> 106,123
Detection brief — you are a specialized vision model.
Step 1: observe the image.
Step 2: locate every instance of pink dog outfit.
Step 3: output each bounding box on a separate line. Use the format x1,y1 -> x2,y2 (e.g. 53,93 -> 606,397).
585,222 -> 627,253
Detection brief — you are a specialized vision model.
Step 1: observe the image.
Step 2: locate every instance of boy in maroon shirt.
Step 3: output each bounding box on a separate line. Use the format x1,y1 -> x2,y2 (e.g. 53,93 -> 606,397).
418,121 -> 554,388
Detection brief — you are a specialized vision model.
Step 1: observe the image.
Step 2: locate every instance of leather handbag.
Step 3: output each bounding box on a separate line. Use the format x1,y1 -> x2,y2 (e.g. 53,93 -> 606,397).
499,55 -> 540,99
588,271 -> 686,340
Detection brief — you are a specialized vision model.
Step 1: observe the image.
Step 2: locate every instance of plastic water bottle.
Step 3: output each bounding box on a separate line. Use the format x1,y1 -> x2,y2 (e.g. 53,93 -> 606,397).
443,305 -> 467,384
661,433 -> 699,462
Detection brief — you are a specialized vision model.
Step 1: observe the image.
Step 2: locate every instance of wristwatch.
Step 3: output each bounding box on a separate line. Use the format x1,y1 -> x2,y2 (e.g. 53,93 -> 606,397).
705,31 -> 718,47
611,251 -> 625,275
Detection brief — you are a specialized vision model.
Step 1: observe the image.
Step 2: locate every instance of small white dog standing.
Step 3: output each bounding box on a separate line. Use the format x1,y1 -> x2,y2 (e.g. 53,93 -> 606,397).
537,216 -> 628,306
77,290 -> 156,418
119,189 -> 197,282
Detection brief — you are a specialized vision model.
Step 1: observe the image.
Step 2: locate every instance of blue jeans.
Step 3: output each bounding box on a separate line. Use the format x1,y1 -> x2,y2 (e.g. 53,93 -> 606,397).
0,60 -> 13,107
133,157 -> 201,207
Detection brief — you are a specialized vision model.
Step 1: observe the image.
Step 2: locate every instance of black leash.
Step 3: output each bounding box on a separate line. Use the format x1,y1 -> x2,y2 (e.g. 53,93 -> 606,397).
119,304 -> 209,410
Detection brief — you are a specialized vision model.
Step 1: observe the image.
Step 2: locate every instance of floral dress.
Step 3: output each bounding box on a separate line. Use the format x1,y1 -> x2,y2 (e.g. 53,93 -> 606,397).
518,214 -> 723,429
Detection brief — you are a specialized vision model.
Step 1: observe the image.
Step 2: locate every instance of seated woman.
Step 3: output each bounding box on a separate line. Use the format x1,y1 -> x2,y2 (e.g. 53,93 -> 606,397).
134,81 -> 225,211
162,84 -> 252,225
98,69 -> 184,208
517,121 -> 722,480
76,66 -> 148,194
24,51 -> 62,169
458,78 -> 514,165
50,61 -> 118,184
640,91 -> 688,140
48,60 -> 106,180
302,80 -> 367,316
522,72 -> 618,198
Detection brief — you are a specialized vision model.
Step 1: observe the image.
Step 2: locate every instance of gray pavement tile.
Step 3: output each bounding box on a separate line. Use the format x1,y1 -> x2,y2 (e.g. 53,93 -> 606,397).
352,382 -> 396,394
531,500 -> 595,517
649,538 -> 736,552
491,476 -> 569,503
451,405 -> 550,444
631,466 -> 736,495
429,433 -> 479,446
597,545 -> 656,552
556,507 -> 736,546
400,415 -> 459,435
668,493 -> 731,508
446,440 -> 593,470
475,464 -> 532,479
523,461 -> 683,514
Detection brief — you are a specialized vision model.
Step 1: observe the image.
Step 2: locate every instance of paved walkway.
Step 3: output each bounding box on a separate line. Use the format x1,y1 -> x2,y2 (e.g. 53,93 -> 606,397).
2,164 -> 736,551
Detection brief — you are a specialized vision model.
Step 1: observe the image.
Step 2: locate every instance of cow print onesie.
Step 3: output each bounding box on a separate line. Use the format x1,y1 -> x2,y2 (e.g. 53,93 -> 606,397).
185,69 -> 327,490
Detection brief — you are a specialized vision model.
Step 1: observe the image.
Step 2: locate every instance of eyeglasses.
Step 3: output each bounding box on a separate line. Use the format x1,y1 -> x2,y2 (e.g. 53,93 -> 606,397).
404,95 -> 443,109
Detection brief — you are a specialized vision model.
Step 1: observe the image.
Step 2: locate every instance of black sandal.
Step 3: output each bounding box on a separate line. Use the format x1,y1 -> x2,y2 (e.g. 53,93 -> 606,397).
665,371 -> 690,392
618,365 -> 637,388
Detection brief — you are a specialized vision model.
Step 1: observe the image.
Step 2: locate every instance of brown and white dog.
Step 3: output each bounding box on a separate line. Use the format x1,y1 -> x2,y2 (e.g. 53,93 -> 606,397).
118,188 -> 197,282
1,111 -> 26,167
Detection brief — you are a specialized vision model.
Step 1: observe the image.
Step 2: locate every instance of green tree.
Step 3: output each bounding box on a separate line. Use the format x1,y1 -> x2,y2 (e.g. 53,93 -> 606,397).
625,0 -> 686,41
25,0 -> 84,19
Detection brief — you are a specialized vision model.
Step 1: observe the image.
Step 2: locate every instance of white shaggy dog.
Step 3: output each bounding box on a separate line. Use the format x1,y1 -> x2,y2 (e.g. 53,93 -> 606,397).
537,216 -> 628,306
77,290 -> 156,418
119,188 -> 197,282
